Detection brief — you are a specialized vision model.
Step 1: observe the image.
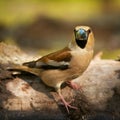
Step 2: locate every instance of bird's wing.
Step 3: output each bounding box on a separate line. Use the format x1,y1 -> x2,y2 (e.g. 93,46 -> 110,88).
23,47 -> 72,70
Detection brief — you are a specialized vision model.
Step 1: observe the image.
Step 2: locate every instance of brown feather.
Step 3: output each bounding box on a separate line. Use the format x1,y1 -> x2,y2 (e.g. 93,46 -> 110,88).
38,47 -> 72,63
23,47 -> 72,69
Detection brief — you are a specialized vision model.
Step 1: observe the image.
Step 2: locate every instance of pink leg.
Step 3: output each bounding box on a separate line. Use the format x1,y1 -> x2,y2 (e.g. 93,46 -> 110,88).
66,81 -> 80,90
58,91 -> 77,114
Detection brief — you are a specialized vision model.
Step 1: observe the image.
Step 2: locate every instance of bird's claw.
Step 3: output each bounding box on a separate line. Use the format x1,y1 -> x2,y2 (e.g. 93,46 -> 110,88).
63,101 -> 78,114
59,99 -> 78,114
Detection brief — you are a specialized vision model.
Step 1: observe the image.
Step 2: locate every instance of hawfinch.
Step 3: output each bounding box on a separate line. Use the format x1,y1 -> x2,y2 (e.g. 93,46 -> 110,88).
10,26 -> 94,113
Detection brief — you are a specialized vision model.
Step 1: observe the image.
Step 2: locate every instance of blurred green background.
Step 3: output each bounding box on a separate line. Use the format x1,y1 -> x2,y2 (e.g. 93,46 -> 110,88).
0,0 -> 120,58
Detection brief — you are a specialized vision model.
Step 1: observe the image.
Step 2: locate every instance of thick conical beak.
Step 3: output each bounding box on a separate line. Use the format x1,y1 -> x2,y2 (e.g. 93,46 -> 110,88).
74,28 -> 88,49
75,29 -> 88,40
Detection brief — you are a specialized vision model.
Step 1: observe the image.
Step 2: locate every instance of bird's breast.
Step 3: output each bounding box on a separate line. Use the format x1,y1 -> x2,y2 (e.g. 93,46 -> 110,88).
40,50 -> 93,88
69,50 -> 93,75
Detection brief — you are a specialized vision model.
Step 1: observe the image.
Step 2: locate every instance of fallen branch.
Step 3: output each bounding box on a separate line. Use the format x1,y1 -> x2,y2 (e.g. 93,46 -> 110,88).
0,43 -> 120,120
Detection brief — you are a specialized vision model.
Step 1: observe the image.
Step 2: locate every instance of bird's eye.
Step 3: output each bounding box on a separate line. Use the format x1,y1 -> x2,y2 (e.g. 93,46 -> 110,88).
87,29 -> 91,34
74,29 -> 76,32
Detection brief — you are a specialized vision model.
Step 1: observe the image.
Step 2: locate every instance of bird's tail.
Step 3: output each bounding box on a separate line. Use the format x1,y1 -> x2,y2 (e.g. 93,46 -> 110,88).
23,61 -> 36,68
7,64 -> 42,77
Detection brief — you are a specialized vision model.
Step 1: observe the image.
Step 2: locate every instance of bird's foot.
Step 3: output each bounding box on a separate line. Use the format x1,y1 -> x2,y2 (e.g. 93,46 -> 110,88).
66,81 -> 80,90
59,99 -> 77,114
58,92 -> 77,114
63,100 -> 78,114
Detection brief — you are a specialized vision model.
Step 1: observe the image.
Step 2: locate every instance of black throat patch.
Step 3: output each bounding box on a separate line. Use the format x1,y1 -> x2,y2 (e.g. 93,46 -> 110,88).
76,39 -> 87,49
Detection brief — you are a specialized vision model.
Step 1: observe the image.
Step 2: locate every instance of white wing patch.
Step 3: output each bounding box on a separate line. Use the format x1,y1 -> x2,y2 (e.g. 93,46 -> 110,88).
47,60 -> 69,66
36,61 -> 46,67
36,59 -> 69,67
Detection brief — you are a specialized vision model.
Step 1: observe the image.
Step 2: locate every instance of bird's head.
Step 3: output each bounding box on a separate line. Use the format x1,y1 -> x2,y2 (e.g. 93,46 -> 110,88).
69,26 -> 94,51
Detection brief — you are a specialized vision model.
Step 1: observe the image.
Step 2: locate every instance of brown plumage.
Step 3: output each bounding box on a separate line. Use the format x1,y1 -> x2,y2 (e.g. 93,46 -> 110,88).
9,26 -> 95,113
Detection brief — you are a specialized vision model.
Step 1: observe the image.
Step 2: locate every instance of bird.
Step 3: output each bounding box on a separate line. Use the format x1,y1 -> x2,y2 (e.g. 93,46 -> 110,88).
9,26 -> 94,113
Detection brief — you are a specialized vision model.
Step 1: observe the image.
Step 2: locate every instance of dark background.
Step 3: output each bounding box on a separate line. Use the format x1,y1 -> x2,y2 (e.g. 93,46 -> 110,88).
0,0 -> 120,58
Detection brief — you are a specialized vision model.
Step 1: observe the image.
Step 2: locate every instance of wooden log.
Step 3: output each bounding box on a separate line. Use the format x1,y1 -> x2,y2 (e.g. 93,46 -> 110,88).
0,43 -> 120,120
